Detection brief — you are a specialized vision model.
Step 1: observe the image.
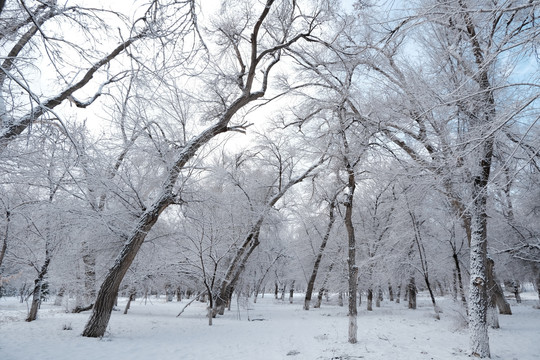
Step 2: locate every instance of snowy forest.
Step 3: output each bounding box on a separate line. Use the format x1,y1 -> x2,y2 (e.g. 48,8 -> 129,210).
0,0 -> 539,359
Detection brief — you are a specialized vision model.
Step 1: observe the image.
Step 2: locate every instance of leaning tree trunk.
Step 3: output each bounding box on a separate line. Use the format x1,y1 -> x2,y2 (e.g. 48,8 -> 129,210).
82,196 -> 171,337
215,158 -> 323,316
304,199 -> 337,310
26,253 -> 51,322
314,262 -> 335,308
487,258 -> 511,315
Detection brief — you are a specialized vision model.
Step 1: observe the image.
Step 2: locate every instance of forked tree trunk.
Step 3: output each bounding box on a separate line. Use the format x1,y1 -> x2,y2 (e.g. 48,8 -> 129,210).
304,199 -> 337,310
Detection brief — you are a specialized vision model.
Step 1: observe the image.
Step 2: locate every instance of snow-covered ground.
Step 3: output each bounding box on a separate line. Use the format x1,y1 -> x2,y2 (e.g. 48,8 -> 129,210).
1,292 -> 538,360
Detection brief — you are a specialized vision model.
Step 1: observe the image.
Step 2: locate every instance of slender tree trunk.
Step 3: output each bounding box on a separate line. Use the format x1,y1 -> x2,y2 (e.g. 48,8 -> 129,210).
408,277 -> 416,310
304,199 -> 337,310
396,284 -> 401,304
388,283 -> 394,301
367,288 -> 373,311
314,262 -> 335,308
289,280 -> 295,304
376,288 -> 383,307
124,290 -> 136,315
453,251 -> 468,312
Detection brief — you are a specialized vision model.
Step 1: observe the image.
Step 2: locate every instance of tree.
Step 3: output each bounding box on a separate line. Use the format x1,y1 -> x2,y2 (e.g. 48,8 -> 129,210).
82,0 -> 326,337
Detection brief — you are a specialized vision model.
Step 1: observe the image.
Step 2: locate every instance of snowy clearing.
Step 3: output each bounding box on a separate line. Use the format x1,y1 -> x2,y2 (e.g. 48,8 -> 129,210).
1,292 -> 539,360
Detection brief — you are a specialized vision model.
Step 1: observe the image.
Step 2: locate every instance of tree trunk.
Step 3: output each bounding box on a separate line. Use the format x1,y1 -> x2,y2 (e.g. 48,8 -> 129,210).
408,277 -> 416,310
82,194 -> 172,337
424,274 -> 440,320
304,199 -> 337,310
388,283 -> 394,301
487,258 -> 511,315
26,256 -> 51,322
376,288 -> 383,307
289,280 -> 295,304
123,290 -> 136,315
367,288 -> 373,311
453,251 -> 468,312
468,158 -> 492,358
395,284 -> 401,304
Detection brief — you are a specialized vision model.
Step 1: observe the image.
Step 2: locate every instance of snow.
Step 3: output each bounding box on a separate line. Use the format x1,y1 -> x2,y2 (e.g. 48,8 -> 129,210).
1,292 -> 539,360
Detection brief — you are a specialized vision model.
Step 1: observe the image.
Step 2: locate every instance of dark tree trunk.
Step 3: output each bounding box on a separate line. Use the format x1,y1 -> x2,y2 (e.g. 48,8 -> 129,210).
367,289 -> 373,311
304,199 -> 337,310
453,251 -> 468,312
26,256 -> 51,322
289,280 -> 295,304
82,194 -> 172,337
123,290 -> 136,315
395,284 -> 401,304
376,288 -> 383,307
388,283 -> 394,301
408,277 -> 416,310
